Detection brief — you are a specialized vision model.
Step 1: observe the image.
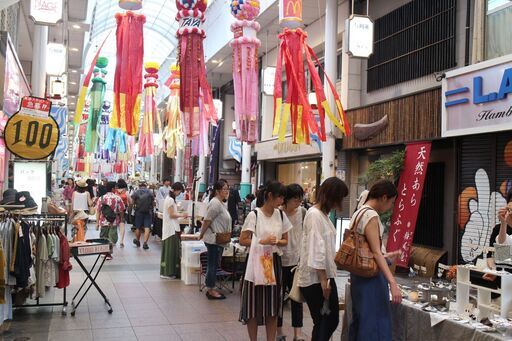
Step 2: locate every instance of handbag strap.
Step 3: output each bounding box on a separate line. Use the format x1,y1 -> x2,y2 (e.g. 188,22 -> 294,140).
341,207 -> 371,249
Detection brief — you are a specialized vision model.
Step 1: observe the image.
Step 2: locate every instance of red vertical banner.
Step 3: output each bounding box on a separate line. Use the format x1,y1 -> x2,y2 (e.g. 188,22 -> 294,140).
386,142 -> 432,268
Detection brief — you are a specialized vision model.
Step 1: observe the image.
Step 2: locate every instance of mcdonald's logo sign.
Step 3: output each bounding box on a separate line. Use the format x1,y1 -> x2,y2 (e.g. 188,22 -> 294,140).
279,0 -> 302,27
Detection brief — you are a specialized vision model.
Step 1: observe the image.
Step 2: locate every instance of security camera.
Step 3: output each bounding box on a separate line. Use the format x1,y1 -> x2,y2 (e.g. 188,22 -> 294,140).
434,72 -> 446,82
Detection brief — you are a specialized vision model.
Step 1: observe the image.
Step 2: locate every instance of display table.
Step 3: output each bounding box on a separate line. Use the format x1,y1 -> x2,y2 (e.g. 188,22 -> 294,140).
341,282 -> 508,341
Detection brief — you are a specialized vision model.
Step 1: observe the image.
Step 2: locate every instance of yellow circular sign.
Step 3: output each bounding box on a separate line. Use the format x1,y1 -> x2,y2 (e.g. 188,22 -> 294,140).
4,113 -> 60,160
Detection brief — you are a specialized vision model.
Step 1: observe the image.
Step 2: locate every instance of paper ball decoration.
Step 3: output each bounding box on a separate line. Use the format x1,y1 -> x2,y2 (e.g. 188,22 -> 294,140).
96,56 -> 109,69
176,0 -> 207,11
144,61 -> 160,74
231,0 -> 260,20
119,0 -> 142,10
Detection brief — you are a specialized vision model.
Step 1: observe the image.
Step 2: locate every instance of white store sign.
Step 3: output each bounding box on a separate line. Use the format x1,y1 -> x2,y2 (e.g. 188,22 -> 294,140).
262,67 -> 276,96
442,53 -> 512,137
345,15 -> 374,58
30,0 -> 63,25
14,162 -> 47,213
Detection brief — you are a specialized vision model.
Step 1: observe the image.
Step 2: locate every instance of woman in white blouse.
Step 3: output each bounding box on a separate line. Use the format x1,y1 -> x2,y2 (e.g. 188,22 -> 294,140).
240,181 -> 292,341
297,177 -> 349,341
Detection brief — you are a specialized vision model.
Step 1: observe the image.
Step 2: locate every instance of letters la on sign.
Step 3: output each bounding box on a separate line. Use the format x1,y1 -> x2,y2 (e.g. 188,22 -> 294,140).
4,96 -> 60,160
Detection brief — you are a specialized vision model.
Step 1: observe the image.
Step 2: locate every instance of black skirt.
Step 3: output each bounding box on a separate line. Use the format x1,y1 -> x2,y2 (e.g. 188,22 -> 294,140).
239,254 -> 283,326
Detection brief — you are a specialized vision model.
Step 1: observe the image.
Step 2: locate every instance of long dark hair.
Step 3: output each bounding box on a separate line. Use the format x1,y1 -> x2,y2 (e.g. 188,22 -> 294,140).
507,188 -> 512,203
284,183 -> 304,205
170,182 -> 185,200
315,177 -> 349,214
256,181 -> 286,207
210,179 -> 228,201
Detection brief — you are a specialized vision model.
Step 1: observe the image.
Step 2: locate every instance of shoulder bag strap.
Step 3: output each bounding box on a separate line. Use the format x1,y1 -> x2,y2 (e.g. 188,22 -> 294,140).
341,207 -> 370,249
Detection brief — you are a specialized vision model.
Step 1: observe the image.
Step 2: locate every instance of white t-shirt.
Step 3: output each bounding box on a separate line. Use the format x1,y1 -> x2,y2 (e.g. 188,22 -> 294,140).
355,205 -> 384,237
72,191 -> 90,211
298,207 -> 337,287
162,197 -> 180,240
242,208 -> 293,255
281,208 -> 306,266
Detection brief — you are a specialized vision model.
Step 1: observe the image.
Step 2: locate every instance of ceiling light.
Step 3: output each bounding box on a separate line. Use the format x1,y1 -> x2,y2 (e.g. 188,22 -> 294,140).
70,47 -> 79,52
69,82 -> 77,85
72,24 -> 81,29
211,60 -> 219,64
69,103 -> 76,106
71,69 -> 77,73
69,95 -> 75,98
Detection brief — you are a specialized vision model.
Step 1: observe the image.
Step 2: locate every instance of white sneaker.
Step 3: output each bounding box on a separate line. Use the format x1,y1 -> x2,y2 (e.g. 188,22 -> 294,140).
160,275 -> 177,280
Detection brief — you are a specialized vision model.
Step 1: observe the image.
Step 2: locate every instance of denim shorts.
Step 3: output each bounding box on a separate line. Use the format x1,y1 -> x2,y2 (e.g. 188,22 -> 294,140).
134,212 -> 152,229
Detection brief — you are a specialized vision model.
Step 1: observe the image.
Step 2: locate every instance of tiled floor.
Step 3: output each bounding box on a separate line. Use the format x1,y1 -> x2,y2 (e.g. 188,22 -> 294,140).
0,226 -> 345,341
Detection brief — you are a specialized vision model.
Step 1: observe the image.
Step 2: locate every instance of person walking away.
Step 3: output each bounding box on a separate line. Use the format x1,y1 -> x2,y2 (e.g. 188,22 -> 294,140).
228,185 -> 241,228
277,184 -> 306,341
96,181 -> 125,260
239,181 -> 292,341
116,179 -> 131,248
198,179 -> 232,299
297,177 -> 348,341
97,178 -> 108,197
161,182 -> 188,279
72,179 -> 93,215
131,181 -> 154,250
63,178 -> 75,217
157,178 -> 172,212
348,180 -> 401,341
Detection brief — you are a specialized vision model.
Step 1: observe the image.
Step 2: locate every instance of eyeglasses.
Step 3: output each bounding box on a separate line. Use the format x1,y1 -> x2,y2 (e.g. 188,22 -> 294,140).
221,188 -> 229,192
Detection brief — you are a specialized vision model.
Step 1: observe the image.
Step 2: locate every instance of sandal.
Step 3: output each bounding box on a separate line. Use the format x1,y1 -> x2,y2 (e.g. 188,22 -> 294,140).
206,292 -> 226,300
276,336 -> 287,341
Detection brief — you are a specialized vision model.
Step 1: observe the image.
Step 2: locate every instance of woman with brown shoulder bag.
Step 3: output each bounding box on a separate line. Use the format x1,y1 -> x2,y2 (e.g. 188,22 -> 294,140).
348,180 -> 401,341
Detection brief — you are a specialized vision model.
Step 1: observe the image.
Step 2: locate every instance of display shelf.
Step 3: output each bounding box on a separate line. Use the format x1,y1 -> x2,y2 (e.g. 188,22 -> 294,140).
457,265 -> 512,319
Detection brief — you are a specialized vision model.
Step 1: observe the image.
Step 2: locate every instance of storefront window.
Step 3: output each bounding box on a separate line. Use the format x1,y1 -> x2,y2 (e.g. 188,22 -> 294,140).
486,0 -> 512,59
277,161 -> 318,203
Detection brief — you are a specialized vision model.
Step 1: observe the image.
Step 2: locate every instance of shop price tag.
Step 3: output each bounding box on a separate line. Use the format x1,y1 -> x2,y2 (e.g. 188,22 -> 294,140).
4,96 -> 60,160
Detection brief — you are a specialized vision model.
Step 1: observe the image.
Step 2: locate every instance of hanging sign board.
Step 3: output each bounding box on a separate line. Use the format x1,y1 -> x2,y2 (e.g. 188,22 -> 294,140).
262,67 -> 276,96
345,15 -> 374,58
4,96 -> 60,160
14,161 -> 47,213
30,0 -> 63,25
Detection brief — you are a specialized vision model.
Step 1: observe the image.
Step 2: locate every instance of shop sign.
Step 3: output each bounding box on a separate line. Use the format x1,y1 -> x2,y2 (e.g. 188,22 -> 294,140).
273,141 -> 300,154
13,161 -> 47,213
442,54 -> 512,137
46,43 -> 66,76
262,67 -> 276,96
255,137 -> 320,161
386,142 -> 432,268
345,15 -> 374,58
4,96 -> 60,160
30,0 -> 63,25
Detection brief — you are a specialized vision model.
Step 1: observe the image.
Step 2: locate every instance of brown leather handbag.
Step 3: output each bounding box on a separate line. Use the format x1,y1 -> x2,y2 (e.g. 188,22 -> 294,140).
335,207 -> 380,278
215,231 -> 232,244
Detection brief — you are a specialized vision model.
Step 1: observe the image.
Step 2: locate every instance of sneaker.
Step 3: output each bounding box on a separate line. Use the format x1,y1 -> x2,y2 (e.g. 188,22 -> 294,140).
276,336 -> 287,341
143,243 -> 149,250
105,254 -> 113,260
160,275 -> 177,280
133,239 -> 140,247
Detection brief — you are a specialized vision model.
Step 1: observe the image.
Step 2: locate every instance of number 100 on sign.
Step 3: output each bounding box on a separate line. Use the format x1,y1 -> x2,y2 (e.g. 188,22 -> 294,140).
4,114 -> 60,160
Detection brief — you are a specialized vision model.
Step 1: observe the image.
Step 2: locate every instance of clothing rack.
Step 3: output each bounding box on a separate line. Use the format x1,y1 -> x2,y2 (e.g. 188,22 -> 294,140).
10,213 -> 68,314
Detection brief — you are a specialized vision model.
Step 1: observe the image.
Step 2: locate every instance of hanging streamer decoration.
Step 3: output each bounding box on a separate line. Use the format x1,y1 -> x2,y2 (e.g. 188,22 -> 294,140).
85,57 -> 108,153
74,33 -> 111,125
230,0 -> 260,144
162,64 -> 185,159
272,0 -> 350,144
138,62 -> 159,158
175,0 -> 217,139
111,11 -> 145,136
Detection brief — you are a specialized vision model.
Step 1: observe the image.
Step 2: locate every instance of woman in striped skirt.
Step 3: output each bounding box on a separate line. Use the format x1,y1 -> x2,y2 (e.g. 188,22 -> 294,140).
239,181 -> 292,341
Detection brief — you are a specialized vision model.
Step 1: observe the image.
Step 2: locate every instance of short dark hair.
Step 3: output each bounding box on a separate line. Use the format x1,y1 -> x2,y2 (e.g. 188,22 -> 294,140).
245,194 -> 255,201
117,179 -> 128,189
210,179 -> 229,200
284,184 -> 304,204
163,178 -> 171,183
170,182 -> 185,200
315,177 -> 349,213
106,181 -> 117,192
368,180 -> 398,201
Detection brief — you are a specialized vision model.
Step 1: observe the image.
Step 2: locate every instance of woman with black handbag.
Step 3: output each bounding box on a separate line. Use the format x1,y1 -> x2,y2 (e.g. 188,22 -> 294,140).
297,177 -> 348,341
348,180 -> 401,341
198,179 -> 232,299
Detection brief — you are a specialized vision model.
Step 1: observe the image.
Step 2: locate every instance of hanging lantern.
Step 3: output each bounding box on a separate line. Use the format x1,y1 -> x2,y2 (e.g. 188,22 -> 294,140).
175,0 -> 217,140
272,0 -> 350,144
119,0 -> 142,10
230,0 -> 260,144
138,61 -> 160,158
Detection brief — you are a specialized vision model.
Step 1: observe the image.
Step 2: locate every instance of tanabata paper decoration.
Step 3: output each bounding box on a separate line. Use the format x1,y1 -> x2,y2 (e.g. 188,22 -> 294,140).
138,62 -> 159,157
74,33 -> 111,125
119,0 -> 142,10
175,0 -> 217,138
85,57 -> 108,153
111,11 -> 145,136
162,64 -> 185,159
230,0 -> 261,144
273,0 -> 350,144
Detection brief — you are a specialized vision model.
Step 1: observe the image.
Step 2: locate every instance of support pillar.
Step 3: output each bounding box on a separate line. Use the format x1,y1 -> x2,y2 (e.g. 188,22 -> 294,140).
240,142 -> 252,198
196,154 -> 206,193
175,149 -> 183,182
321,0 -> 338,182
31,24 -> 48,97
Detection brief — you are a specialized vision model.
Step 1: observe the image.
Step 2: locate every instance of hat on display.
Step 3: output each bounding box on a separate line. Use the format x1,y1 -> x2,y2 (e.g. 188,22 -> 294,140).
77,179 -> 88,188
0,189 -> 18,205
15,191 -> 38,210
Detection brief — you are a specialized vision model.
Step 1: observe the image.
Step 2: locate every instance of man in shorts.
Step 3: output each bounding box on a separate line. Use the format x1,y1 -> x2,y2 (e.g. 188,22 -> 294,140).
131,181 -> 154,250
